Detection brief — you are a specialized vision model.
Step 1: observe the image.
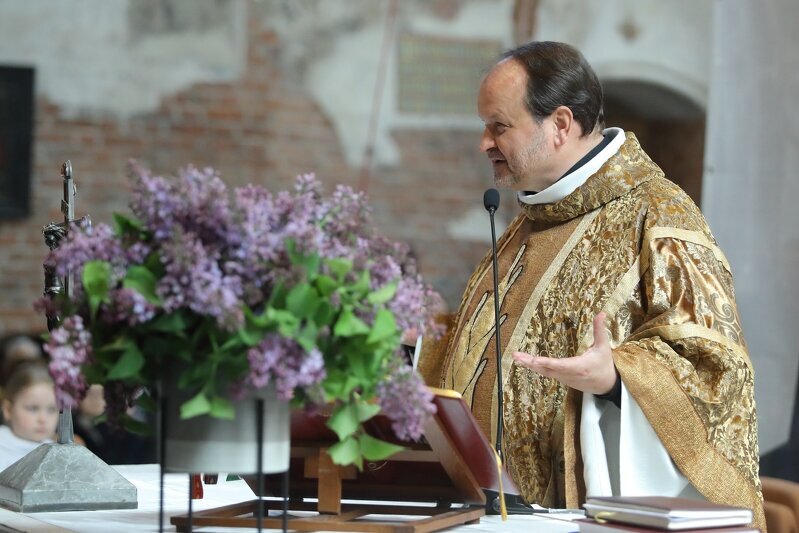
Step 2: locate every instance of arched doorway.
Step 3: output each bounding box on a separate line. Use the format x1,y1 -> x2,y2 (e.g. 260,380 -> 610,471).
602,80 -> 706,207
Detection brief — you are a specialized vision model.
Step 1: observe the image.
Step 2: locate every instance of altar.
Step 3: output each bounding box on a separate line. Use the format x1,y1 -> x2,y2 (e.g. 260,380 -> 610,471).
0,464 -> 584,533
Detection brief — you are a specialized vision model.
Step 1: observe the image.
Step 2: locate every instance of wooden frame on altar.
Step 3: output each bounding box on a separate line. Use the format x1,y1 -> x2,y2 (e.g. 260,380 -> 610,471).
170,388 -> 519,533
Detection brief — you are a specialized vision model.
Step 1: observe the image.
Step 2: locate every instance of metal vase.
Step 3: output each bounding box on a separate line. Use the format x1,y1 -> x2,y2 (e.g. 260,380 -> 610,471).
162,385 -> 290,475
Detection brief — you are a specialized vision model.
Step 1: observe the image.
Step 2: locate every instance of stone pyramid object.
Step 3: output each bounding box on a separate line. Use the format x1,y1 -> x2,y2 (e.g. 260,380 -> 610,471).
0,443 -> 137,512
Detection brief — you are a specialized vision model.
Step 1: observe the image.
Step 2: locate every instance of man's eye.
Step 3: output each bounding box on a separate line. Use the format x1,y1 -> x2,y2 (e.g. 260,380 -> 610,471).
495,124 -> 507,134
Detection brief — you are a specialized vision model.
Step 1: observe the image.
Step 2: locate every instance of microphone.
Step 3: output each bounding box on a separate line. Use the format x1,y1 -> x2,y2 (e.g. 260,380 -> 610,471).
482,188 -> 503,462
483,187 -> 500,213
482,190 -> 563,517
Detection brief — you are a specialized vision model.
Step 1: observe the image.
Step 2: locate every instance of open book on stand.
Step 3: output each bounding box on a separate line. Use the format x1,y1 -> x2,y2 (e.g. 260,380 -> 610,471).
582,496 -> 754,531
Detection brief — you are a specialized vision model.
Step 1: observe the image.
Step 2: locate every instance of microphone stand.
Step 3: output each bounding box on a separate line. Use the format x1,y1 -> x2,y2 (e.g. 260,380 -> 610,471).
485,196 -> 504,461
482,189 -> 581,516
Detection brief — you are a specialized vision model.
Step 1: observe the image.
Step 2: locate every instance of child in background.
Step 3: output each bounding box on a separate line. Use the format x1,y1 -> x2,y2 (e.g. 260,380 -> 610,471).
0,335 -> 44,385
0,361 -> 58,471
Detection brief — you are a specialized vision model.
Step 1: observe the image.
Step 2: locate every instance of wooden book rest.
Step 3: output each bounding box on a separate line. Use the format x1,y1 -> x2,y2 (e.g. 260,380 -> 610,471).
170,388 -> 518,532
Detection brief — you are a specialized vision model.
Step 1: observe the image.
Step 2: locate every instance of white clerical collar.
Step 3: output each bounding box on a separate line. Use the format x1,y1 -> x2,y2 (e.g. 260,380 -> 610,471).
518,127 -> 625,206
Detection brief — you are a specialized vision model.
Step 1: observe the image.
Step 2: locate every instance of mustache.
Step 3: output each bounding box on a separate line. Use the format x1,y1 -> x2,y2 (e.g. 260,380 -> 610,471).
487,149 -> 504,161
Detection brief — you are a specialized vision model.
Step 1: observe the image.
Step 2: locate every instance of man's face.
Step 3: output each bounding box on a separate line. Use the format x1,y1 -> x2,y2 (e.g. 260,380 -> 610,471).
477,60 -> 554,191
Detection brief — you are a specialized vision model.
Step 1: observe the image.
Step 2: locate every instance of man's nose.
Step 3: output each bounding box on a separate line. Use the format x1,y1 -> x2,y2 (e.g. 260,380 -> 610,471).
479,128 -> 495,152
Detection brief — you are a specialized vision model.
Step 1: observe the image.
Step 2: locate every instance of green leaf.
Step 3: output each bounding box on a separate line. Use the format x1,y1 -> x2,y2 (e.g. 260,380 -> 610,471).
333,309 -> 369,337
210,396 -> 235,419
355,401 -> 381,422
238,324 -> 262,347
367,282 -> 397,305
142,335 -> 191,361
97,334 -> 133,353
268,283 -> 288,309
112,213 -> 145,237
296,322 -> 318,352
284,238 -> 300,263
107,343 -> 145,380
314,275 -> 338,297
349,269 -> 371,298
123,265 -> 161,305
367,309 -> 397,344
219,335 -> 243,352
178,360 -> 213,390
346,350 -> 369,380
122,415 -> 153,435
144,253 -> 165,278
327,402 -> 359,441
298,253 -> 321,276
267,308 -> 300,337
322,372 -> 362,401
180,392 -> 212,419
83,365 -> 106,384
286,283 -> 319,319
82,260 -> 111,319
135,392 -> 157,412
313,301 -> 335,327
359,433 -> 404,461
147,312 -> 187,334
327,258 -> 353,280
327,436 -> 361,469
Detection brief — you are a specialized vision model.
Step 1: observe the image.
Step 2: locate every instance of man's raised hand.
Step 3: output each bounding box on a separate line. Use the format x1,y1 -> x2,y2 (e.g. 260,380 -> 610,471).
512,312 -> 618,395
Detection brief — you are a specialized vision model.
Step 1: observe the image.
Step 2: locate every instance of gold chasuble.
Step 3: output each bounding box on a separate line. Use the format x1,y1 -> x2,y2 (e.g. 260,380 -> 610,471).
424,133 -> 764,529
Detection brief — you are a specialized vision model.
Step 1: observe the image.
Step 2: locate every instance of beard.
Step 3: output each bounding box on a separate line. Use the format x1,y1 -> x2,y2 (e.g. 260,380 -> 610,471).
491,129 -> 549,190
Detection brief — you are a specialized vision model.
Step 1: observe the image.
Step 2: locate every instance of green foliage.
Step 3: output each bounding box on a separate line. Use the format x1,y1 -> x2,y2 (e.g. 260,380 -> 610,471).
82,260 -> 111,319
78,239 -> 407,470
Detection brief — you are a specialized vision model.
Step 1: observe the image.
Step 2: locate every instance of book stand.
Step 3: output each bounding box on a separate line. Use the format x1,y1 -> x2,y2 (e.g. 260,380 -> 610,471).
170,388 -> 518,532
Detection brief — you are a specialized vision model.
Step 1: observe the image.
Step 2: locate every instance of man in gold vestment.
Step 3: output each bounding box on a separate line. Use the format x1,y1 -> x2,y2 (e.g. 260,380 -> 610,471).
418,41 -> 764,529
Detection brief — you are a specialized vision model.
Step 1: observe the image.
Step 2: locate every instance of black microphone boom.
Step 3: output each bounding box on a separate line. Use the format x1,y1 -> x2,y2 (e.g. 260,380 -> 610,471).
482,188 -> 503,462
482,189 -> 565,516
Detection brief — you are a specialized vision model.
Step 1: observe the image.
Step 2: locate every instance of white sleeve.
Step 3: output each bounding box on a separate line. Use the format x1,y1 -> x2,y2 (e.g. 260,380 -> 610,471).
581,381 -> 704,499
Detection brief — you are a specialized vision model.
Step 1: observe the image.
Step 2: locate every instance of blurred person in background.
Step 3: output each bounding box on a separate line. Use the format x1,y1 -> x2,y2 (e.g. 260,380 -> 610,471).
0,361 -> 58,471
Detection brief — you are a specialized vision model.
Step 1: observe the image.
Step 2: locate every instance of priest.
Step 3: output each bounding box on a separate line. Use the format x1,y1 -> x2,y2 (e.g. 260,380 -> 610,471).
418,41 -> 764,529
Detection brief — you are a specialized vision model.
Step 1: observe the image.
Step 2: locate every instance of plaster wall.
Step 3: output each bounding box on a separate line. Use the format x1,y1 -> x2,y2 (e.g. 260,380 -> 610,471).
703,0 -> 799,453
0,0 -> 247,118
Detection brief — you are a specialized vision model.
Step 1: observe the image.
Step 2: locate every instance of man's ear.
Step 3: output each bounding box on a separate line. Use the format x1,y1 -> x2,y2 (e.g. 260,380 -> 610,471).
551,106 -> 576,147
2,399 -> 11,422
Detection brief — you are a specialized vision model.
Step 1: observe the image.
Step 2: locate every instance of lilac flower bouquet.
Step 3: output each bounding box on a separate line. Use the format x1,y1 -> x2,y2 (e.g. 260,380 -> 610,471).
39,165 -> 441,467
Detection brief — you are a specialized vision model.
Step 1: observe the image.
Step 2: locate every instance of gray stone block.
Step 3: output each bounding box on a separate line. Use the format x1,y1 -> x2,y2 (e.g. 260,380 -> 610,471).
0,443 -> 137,512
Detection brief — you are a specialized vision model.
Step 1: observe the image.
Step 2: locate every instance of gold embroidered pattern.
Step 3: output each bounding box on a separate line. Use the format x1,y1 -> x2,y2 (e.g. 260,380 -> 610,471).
434,133 -> 763,529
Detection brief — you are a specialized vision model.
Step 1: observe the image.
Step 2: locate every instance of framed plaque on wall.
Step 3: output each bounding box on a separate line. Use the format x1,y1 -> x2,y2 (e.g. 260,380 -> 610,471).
0,66 -> 34,220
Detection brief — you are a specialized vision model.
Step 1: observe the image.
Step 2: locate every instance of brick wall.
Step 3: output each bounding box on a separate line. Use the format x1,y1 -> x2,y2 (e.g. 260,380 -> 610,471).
0,16 -> 493,336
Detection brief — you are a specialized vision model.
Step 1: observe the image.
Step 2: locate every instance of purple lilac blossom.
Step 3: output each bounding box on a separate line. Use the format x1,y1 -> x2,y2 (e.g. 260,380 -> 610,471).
231,185 -> 282,303
174,166 -> 237,251
244,334 -> 326,400
129,167 -> 179,241
129,164 -> 236,252
125,241 -> 152,264
376,360 -> 437,441
39,167 -> 445,441
46,222 -> 126,296
44,315 -> 92,409
157,229 -> 243,330
102,288 -> 156,326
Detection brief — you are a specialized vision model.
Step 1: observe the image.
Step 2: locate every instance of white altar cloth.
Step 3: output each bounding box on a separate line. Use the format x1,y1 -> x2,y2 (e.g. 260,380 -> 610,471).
0,464 -> 583,532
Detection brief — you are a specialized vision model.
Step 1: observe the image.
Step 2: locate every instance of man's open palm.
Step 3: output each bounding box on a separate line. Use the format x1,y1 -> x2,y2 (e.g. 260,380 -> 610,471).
512,312 -> 617,395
